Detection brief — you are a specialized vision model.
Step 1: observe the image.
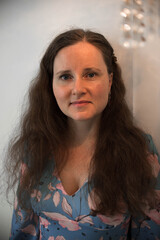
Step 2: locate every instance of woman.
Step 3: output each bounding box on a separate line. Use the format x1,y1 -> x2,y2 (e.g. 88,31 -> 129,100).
7,29 -> 160,239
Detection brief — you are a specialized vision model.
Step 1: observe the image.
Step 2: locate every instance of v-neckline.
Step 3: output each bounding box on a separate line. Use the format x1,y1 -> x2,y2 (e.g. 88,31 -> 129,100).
51,160 -> 89,197
57,175 -> 88,197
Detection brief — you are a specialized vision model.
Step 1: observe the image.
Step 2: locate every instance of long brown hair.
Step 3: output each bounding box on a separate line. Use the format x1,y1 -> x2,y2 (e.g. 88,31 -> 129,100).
5,28 -> 157,216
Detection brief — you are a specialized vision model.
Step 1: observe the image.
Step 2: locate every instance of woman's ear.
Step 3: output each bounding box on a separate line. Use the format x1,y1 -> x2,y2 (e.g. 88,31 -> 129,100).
109,73 -> 113,89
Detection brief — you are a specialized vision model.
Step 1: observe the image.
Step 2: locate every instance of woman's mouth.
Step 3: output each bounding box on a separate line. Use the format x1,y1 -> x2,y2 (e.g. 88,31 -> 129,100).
70,100 -> 91,107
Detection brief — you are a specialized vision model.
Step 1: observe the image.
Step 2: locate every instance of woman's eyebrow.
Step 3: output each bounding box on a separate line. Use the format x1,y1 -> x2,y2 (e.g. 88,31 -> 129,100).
83,67 -> 102,73
55,67 -> 102,76
55,70 -> 71,76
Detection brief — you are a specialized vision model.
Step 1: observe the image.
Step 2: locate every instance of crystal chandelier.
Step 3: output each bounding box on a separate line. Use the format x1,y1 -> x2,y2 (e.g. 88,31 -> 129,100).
120,0 -> 159,48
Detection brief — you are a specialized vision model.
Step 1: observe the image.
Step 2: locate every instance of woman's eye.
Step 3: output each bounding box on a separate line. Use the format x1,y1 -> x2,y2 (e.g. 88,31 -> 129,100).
86,72 -> 97,78
59,74 -> 72,80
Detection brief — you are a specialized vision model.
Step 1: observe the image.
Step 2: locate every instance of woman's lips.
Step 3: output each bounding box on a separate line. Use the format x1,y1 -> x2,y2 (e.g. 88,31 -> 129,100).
70,100 -> 91,107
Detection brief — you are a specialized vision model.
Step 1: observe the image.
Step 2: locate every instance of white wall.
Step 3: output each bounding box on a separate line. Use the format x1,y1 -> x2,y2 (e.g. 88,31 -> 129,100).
0,0 -> 159,238
133,37 -> 160,150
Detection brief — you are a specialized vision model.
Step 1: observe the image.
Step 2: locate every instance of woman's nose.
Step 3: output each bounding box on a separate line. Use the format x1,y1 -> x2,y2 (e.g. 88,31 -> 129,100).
71,77 -> 86,96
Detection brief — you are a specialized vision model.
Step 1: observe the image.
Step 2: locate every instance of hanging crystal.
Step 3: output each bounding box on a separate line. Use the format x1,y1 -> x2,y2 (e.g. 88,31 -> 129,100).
120,0 -> 146,48
120,0 -> 132,48
147,0 -> 158,40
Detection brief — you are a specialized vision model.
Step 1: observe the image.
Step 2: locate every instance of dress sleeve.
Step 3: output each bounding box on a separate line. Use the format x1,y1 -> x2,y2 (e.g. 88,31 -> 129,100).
130,134 -> 160,239
9,161 -> 40,239
9,198 -> 40,240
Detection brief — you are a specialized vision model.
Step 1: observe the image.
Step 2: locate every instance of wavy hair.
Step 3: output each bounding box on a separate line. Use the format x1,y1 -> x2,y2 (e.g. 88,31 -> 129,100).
5,28 -> 157,216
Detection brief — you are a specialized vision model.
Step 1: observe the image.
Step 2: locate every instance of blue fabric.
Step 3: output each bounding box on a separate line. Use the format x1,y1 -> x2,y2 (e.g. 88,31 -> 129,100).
10,134 -> 160,240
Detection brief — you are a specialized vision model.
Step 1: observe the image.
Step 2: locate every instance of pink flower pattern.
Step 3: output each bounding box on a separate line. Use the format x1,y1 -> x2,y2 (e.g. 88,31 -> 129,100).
10,136 -> 160,239
21,224 -> 37,236
48,182 -> 56,192
40,216 -> 51,228
31,189 -> 42,202
44,193 -> 52,201
42,212 -> 81,231
48,237 -> 54,240
53,191 -> 61,207
97,213 -> 124,227
61,197 -> 72,217
56,182 -> 68,195
55,236 -> 66,240
48,237 -> 66,240
75,215 -> 93,225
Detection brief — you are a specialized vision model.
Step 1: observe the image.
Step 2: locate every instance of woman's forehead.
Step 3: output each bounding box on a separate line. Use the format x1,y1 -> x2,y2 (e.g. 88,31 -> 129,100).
53,41 -> 108,72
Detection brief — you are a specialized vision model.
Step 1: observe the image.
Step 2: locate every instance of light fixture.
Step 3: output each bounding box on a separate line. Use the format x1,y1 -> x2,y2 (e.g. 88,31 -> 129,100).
120,0 -> 159,48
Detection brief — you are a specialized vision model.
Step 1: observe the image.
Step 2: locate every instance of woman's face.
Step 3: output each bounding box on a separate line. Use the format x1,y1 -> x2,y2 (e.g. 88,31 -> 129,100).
52,41 -> 112,123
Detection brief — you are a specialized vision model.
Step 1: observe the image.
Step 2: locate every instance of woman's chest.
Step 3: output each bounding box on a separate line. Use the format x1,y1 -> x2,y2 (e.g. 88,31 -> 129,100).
58,149 -> 91,196
30,176 -> 129,239
59,163 -> 89,196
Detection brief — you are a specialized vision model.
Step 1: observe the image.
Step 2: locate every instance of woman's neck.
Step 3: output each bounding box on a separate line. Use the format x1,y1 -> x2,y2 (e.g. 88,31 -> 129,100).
68,117 -> 100,147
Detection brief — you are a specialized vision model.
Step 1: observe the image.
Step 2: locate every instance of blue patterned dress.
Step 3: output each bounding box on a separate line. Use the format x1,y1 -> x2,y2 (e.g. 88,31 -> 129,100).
10,135 -> 160,240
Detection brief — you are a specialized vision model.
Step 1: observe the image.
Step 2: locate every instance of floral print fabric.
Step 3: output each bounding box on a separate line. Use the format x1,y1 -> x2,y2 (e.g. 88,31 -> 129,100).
10,135 -> 160,240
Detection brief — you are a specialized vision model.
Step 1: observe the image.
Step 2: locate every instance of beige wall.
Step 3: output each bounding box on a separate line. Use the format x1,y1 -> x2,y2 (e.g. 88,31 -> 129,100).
0,0 -> 159,238
133,37 -> 160,151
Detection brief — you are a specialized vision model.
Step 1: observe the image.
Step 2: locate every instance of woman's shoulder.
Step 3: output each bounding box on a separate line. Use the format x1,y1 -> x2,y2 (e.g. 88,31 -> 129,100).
144,133 -> 160,191
21,153 -> 55,185
144,133 -> 159,156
